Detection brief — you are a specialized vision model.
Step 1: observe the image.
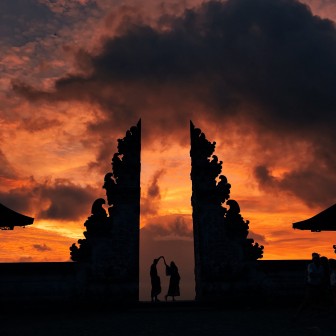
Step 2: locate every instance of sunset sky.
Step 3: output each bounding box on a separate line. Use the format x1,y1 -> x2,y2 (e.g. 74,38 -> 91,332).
1,0 -> 336,299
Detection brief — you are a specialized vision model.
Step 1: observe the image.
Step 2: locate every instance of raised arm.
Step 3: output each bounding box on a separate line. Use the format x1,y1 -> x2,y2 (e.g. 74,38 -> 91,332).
160,256 -> 168,266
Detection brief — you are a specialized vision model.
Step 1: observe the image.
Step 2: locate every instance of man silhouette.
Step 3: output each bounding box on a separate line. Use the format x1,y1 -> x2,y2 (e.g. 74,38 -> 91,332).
150,257 -> 163,302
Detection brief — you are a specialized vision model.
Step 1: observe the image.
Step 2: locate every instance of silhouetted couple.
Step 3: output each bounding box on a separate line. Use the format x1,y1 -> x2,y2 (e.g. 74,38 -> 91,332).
150,256 -> 180,302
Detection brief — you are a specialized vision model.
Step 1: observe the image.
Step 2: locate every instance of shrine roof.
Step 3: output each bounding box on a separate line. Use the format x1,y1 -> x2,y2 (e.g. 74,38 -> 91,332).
0,203 -> 34,230
292,204 -> 336,232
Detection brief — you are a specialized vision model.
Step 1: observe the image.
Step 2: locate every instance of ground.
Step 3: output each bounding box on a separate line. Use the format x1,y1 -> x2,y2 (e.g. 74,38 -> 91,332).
0,302 -> 335,336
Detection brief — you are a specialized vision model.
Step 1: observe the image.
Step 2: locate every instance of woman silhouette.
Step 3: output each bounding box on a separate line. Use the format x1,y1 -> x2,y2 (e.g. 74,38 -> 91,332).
163,258 -> 181,301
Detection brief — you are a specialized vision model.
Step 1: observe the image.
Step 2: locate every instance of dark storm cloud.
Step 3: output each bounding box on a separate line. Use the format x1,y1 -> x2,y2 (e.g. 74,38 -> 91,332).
145,215 -> 193,239
141,169 -> 166,215
0,1 -> 54,47
254,164 -> 336,207
19,116 -> 62,132
13,0 -> 336,206
0,178 -> 98,220
0,0 -> 98,47
0,182 -> 34,215
17,0 -> 336,127
0,150 -> 17,179
147,169 -> 165,198
32,243 -> 52,252
38,179 -> 98,220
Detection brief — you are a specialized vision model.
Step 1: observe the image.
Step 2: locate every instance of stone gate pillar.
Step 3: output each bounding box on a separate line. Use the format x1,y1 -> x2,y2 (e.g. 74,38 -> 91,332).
190,121 -> 263,302
70,120 -> 141,302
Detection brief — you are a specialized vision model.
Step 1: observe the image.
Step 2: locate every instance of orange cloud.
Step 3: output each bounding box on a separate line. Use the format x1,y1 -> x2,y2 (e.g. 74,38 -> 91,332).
0,0 -> 335,288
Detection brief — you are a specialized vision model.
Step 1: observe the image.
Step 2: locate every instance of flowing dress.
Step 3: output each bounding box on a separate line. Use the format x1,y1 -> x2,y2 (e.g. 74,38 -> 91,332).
166,264 -> 180,296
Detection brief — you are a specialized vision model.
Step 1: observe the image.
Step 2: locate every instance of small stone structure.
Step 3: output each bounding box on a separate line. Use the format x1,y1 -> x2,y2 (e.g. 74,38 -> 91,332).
70,120 -> 141,302
190,121 -> 264,301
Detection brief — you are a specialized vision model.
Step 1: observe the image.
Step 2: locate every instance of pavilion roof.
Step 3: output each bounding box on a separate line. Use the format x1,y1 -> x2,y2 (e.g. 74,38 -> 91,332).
292,204 -> 336,232
0,203 -> 34,230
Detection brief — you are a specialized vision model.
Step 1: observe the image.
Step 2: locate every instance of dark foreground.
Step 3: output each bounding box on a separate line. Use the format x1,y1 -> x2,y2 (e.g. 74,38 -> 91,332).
0,301 -> 335,336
